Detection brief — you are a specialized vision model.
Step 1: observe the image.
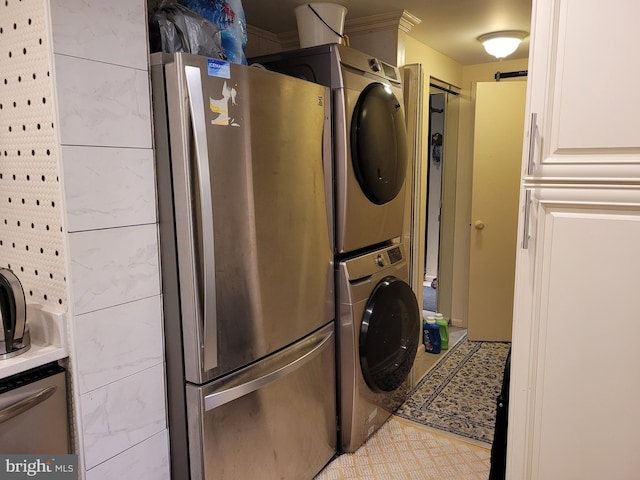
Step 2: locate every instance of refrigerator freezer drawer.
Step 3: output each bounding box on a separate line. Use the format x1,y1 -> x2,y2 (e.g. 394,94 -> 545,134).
186,323 -> 336,480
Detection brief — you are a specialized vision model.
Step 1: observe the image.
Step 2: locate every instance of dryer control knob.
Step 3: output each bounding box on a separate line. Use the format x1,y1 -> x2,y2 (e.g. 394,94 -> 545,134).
369,58 -> 381,72
375,254 -> 386,267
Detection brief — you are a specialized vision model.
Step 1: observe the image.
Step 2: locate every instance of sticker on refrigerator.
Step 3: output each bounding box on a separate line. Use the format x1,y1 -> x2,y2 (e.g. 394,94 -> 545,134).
210,81 -> 239,126
207,58 -> 230,79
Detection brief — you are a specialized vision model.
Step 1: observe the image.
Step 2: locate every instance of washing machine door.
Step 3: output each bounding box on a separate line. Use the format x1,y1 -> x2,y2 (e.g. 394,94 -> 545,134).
350,82 -> 408,205
359,276 -> 419,393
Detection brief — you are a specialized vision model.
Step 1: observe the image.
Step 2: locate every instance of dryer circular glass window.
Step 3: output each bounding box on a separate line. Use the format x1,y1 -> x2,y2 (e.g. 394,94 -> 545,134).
359,276 -> 420,393
350,82 -> 409,205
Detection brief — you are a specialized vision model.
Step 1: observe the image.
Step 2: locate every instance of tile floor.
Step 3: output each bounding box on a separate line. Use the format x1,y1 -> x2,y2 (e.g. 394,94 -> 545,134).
315,328 -> 491,480
315,416 -> 490,480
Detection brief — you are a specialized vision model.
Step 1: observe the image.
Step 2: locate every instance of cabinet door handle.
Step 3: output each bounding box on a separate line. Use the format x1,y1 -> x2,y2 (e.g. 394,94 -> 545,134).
522,190 -> 532,250
527,113 -> 537,176
0,386 -> 57,424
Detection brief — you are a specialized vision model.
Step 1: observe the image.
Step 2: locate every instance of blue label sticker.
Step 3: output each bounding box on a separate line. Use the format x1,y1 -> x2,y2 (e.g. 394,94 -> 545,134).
207,58 -> 230,79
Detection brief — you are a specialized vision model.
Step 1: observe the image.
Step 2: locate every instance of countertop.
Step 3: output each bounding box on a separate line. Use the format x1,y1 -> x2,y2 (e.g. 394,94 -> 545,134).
0,304 -> 68,380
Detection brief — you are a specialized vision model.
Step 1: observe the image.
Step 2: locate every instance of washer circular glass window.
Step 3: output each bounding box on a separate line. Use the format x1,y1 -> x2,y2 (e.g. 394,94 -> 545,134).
359,276 -> 420,393
351,82 -> 409,205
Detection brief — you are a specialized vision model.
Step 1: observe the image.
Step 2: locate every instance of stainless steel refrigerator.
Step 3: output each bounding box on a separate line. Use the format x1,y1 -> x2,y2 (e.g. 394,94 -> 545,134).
150,52 -> 336,480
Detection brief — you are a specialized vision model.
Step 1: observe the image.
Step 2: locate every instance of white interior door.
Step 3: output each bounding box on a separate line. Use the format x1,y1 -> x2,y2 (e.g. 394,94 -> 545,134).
467,81 -> 526,341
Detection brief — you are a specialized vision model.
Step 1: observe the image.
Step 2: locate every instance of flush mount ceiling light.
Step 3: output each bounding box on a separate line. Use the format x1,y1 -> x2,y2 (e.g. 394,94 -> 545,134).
478,31 -> 528,59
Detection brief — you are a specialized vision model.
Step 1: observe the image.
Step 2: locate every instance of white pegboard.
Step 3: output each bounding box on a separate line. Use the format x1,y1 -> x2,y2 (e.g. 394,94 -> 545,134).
0,0 -> 67,311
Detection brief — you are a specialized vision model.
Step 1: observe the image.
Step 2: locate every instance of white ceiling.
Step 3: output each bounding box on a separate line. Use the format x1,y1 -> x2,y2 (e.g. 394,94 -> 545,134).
242,0 -> 533,66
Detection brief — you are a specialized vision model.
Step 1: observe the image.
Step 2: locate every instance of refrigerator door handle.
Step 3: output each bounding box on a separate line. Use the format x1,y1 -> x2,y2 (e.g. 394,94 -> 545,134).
185,66 -> 218,371
203,326 -> 333,411
0,386 -> 56,425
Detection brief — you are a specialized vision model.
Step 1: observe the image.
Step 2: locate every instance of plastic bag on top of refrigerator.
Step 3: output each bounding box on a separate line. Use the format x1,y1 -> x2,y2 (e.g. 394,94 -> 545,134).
149,0 -> 227,60
178,0 -> 248,65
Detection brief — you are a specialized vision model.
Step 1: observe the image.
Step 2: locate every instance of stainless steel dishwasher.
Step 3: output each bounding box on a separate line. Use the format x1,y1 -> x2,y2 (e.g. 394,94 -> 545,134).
0,362 -> 70,453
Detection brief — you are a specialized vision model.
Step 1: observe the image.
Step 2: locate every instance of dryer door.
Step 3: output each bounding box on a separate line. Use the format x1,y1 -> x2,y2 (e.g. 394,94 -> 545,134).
359,276 -> 419,392
350,82 -> 408,205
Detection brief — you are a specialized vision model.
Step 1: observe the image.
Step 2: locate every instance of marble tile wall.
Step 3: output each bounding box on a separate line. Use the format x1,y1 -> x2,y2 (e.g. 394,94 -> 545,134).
62,146 -> 156,232
67,225 -> 160,315
49,0 -> 169,478
73,296 -> 164,394
55,55 -> 153,148
84,431 -> 170,480
80,364 -> 167,468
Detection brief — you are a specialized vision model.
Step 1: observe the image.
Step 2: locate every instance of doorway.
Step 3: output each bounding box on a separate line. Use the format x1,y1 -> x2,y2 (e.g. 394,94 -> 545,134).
422,82 -> 459,322
411,81 -> 460,387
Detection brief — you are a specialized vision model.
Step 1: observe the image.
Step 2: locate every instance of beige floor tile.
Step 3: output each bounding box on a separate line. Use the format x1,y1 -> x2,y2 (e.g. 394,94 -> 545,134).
315,416 -> 490,480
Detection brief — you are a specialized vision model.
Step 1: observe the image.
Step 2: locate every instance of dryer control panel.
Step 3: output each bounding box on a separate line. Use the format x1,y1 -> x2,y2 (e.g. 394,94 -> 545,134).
387,246 -> 403,264
338,46 -> 402,86
375,246 -> 403,267
341,244 -> 407,282
367,58 -> 398,81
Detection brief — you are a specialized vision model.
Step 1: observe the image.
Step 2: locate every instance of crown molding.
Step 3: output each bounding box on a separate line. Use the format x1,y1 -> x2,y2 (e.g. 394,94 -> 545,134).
277,30 -> 300,50
399,11 -> 422,33
345,10 -> 422,35
271,9 -> 422,50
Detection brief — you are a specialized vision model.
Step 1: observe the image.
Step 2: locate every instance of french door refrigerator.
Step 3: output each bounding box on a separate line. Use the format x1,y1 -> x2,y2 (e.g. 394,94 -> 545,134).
150,52 -> 336,480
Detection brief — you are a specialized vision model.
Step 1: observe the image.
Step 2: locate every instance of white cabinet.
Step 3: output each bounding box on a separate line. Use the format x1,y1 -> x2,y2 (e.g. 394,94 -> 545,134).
524,0 -> 640,181
510,186 -> 640,479
509,0 -> 640,478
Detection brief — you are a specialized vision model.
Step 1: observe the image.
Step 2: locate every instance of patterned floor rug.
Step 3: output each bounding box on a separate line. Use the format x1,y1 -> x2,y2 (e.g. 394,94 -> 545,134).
396,335 -> 511,446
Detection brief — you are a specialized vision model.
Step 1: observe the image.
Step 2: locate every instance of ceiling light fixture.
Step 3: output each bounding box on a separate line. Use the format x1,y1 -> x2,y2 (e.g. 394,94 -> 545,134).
478,31 -> 528,59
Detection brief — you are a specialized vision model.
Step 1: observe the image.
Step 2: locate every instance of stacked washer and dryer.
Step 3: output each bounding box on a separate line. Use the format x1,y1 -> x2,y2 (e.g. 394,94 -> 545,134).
252,44 -> 420,453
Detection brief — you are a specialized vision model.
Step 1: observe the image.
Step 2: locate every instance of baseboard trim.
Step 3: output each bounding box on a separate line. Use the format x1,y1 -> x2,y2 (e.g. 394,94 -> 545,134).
451,318 -> 465,328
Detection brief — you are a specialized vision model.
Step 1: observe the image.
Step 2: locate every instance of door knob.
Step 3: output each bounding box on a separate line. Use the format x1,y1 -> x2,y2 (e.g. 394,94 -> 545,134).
474,220 -> 486,230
